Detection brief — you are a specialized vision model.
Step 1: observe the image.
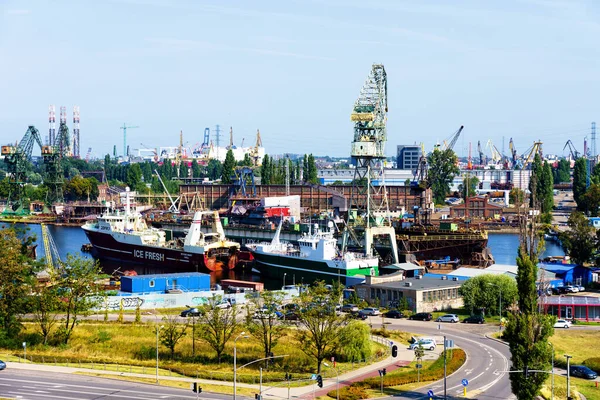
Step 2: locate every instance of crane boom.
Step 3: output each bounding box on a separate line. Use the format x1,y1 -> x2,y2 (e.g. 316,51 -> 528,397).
443,125 -> 464,151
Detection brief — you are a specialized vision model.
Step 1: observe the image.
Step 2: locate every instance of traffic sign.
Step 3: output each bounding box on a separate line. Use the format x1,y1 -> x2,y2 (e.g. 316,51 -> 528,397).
416,363 -> 422,369
427,389 -> 434,397
311,374 -> 317,380
462,378 -> 469,387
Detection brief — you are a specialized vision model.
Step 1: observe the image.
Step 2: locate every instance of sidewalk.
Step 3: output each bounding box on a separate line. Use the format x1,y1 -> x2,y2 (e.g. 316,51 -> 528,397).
5,341 -> 417,399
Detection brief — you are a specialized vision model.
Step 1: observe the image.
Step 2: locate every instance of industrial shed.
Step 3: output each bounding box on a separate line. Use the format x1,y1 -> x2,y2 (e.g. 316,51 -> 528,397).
121,272 -> 210,293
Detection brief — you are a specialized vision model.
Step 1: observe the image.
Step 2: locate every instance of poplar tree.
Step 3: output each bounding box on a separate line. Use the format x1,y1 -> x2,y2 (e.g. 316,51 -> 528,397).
573,157 -> 588,210
221,149 -> 236,184
503,196 -> 555,399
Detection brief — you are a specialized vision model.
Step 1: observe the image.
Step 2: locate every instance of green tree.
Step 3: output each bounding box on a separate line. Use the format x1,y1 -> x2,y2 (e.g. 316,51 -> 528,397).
221,149 -> 236,184
207,159 -> 222,181
573,158 -> 588,210
337,321 -> 372,362
30,284 -> 61,345
196,296 -> 239,363
458,174 -> 479,199
239,153 -> 253,167
126,163 -> 143,189
55,255 -> 104,344
559,211 -> 596,265
458,274 -> 518,316
0,228 -> 38,338
191,160 -> 202,178
582,184 -> 600,217
426,148 -> 459,204
295,282 -> 347,373
306,154 -> 318,184
553,159 -> 571,184
160,315 -> 188,359
509,188 -> 525,205
244,291 -> 286,369
503,214 -> 555,399
261,155 -> 271,184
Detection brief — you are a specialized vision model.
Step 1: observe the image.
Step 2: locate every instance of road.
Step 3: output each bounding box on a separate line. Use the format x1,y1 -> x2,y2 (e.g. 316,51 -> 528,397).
378,318 -> 514,399
0,369 -> 251,400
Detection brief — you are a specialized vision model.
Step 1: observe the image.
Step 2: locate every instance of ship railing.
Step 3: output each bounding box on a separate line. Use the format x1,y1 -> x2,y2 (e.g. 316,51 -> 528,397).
398,233 -> 486,242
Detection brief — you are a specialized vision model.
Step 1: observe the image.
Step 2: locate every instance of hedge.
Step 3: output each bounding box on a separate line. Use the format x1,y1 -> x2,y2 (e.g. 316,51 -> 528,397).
327,348 -> 466,399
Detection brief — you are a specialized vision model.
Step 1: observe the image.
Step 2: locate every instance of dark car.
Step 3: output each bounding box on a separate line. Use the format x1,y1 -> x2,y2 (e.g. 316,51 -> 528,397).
462,315 -> 485,324
354,310 -> 368,320
283,312 -> 300,321
570,365 -> 598,380
0,360 -> 5,370
408,312 -> 433,321
384,310 -> 405,319
283,303 -> 299,311
180,307 -> 200,317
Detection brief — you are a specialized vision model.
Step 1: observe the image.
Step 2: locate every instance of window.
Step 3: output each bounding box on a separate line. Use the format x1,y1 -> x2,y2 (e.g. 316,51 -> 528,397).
149,279 -> 155,288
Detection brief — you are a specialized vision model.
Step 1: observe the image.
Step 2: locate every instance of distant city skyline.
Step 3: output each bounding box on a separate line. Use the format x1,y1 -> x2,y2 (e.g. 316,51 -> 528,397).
1,0 -> 598,159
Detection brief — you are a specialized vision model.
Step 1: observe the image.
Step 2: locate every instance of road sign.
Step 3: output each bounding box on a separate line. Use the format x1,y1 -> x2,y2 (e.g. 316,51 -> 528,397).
416,364 -> 422,369
311,374 -> 317,380
445,339 -> 454,348
427,389 -> 434,397
462,378 -> 469,387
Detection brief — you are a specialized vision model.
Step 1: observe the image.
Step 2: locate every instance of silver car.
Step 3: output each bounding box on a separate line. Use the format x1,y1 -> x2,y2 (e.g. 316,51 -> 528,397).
436,314 -> 459,323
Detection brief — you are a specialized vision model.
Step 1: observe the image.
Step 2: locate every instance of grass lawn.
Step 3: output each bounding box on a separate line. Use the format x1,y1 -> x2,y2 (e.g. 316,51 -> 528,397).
2,321 -> 388,384
541,374 -> 600,400
549,330 -> 600,368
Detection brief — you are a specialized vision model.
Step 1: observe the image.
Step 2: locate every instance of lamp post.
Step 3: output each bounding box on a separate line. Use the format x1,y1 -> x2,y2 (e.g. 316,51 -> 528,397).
487,282 -> 502,330
549,342 -> 554,400
565,354 -> 572,400
155,324 -> 163,384
283,273 -> 287,289
234,332 -> 248,400
323,362 -> 339,400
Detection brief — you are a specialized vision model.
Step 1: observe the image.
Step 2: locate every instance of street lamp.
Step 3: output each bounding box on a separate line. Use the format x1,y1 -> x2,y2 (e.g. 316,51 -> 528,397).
565,354 -> 573,400
283,273 -> 287,289
234,332 -> 249,400
487,282 -> 503,330
155,324 -> 164,384
323,361 -> 339,400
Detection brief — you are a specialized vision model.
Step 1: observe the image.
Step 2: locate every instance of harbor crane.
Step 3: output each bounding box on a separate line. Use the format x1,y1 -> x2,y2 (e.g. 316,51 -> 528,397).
486,140 -> 503,164
509,138 -> 518,166
249,129 -> 262,166
1,126 -> 44,214
563,140 -> 580,160
520,141 -> 543,169
442,125 -> 464,151
120,124 -> 139,158
477,140 -> 486,165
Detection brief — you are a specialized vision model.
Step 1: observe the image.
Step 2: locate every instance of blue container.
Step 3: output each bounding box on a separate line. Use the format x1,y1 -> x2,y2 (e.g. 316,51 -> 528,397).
121,272 -> 210,293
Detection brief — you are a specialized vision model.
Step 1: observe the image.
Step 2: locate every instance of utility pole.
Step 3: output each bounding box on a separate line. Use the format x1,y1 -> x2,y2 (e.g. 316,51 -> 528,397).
565,354 -> 572,400
443,335 -> 447,399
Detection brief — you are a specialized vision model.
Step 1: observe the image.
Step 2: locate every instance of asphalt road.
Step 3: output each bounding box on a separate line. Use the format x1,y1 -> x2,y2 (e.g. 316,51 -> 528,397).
379,319 -> 514,399
0,369 -> 251,400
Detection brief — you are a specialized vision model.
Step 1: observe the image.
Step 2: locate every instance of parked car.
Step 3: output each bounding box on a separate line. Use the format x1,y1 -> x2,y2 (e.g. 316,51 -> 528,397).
408,312 -> 433,321
570,365 -> 598,380
0,360 -> 5,371
360,307 -> 380,316
553,319 -> 571,329
577,285 -> 585,292
341,304 -> 359,313
551,287 -> 565,295
283,303 -> 299,311
253,310 -> 283,319
215,300 -> 232,309
462,315 -> 485,324
354,310 -> 368,320
383,310 -> 405,319
283,312 -> 300,321
409,339 -> 436,351
180,307 -> 200,317
436,314 -> 460,323
564,286 -> 579,293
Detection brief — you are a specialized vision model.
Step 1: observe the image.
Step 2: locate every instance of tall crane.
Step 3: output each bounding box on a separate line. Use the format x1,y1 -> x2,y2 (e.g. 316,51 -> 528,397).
41,223 -> 62,272
477,140 -> 486,166
1,126 -> 44,213
249,129 -> 262,166
120,124 -> 139,159
442,125 -> 464,151
85,147 -> 93,162
563,140 -> 580,160
486,140 -> 503,164
520,141 -> 543,169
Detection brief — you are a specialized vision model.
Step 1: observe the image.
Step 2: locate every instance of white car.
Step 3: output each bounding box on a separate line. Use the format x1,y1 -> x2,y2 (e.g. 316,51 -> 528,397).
554,319 -> 571,329
564,286 -> 579,293
436,314 -> 459,323
361,307 -> 380,316
409,339 -> 436,351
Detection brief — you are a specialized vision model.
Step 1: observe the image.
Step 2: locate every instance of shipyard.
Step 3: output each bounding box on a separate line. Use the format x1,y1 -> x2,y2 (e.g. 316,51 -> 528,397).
2,3 -> 600,399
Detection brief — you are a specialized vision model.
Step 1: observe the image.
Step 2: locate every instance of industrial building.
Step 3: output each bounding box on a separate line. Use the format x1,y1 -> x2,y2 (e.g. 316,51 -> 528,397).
537,263 -> 594,287
355,272 -> 465,313
449,196 -> 504,219
540,296 -> 600,322
396,145 -> 422,170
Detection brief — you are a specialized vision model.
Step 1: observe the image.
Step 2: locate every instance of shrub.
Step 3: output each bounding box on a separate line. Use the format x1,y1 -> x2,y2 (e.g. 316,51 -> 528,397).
328,384 -> 369,400
583,357 -> 600,373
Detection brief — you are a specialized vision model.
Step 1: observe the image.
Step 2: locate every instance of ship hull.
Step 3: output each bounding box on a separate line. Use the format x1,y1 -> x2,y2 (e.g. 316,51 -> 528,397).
249,250 -> 376,286
83,229 -> 236,273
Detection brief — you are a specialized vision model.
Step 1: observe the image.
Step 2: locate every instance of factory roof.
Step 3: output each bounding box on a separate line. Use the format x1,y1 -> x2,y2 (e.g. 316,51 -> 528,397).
363,276 -> 464,291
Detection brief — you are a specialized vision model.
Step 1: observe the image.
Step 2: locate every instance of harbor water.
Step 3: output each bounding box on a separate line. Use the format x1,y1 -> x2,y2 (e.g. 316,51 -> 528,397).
4,223 -> 565,285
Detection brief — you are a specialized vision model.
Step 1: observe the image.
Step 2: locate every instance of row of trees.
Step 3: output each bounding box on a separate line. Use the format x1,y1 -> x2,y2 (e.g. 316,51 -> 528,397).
528,154 -> 554,223
0,226 -> 104,346
168,283 -> 370,373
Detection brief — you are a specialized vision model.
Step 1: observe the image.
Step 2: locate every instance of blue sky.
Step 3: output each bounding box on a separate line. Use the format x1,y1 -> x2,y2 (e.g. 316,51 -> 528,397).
1,0 -> 599,159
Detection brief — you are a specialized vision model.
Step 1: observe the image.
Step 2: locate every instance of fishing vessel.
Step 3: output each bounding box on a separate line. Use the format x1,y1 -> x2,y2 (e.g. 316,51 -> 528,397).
247,220 -> 379,285
82,190 -> 240,272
